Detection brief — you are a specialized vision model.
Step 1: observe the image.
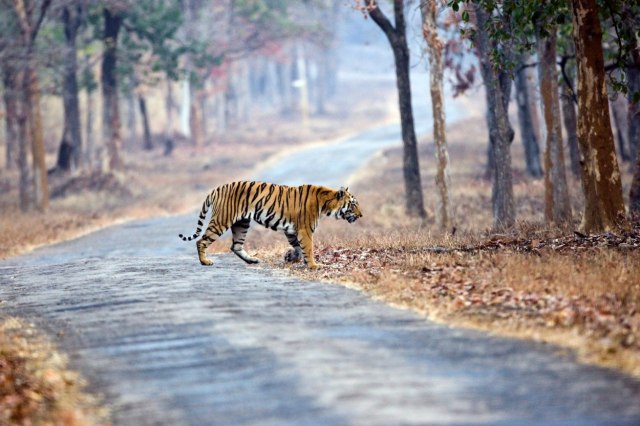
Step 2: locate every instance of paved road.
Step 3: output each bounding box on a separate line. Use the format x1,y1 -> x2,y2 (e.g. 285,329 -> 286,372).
2,122 -> 640,425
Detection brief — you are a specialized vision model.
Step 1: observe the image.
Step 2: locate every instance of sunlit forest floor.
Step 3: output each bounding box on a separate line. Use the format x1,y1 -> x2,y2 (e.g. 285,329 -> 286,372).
251,115 -> 640,379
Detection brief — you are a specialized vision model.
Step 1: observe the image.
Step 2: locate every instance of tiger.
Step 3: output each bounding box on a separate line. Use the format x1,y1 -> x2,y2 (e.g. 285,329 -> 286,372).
179,181 -> 362,269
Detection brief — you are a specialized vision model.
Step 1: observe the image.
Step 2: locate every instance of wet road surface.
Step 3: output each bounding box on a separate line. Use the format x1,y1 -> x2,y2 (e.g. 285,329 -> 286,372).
2,121 -> 640,425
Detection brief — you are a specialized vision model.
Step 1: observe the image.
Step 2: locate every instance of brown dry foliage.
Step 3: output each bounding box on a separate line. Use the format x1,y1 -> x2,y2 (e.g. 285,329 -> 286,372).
0,317 -> 109,425
254,115 -> 640,378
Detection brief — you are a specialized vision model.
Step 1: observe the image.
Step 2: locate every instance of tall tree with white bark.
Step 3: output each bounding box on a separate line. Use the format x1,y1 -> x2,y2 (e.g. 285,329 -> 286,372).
10,0 -> 52,210
420,0 -> 452,230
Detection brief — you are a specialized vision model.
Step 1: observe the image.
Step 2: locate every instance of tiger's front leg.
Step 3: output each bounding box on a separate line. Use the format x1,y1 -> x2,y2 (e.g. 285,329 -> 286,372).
284,231 -> 303,263
297,229 -> 320,269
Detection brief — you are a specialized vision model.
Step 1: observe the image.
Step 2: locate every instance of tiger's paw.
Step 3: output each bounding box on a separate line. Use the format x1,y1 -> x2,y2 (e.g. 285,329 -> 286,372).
306,262 -> 323,270
284,248 -> 303,263
232,248 -> 260,265
199,257 -> 214,266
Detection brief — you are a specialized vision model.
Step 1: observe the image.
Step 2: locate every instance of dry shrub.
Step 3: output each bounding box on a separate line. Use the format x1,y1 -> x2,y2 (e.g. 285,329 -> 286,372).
0,317 -> 109,425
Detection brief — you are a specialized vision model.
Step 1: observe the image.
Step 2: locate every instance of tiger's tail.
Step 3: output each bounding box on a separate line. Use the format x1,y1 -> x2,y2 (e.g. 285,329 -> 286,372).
179,191 -> 214,241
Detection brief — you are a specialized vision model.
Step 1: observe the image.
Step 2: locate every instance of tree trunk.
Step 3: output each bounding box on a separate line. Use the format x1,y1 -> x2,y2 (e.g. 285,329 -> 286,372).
474,6 -> 515,228
16,71 -> 30,211
164,79 -> 174,139
421,0 -> 452,230
126,78 -> 137,146
57,4 -> 83,172
625,2 -> 640,213
514,54 -> 543,178
631,147 -> 640,215
2,65 -> 18,169
55,136 -> 73,171
85,83 -> 95,168
560,78 -> 581,176
138,95 -> 152,150
367,0 -> 426,219
316,50 -> 328,115
621,6 -> 640,164
485,58 -> 515,180
570,0 -> 626,232
199,89 -> 208,140
627,67 -> 640,164
13,0 -> 50,210
276,60 -> 293,115
610,96 -> 629,162
295,45 -> 310,131
180,75 -> 191,137
24,66 -> 48,209
537,26 -> 572,225
189,100 -> 203,146
101,7 -> 123,171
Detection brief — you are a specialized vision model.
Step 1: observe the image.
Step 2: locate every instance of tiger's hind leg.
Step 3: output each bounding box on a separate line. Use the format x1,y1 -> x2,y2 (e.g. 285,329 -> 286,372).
230,218 -> 259,264
197,220 -> 228,266
284,231 -> 303,263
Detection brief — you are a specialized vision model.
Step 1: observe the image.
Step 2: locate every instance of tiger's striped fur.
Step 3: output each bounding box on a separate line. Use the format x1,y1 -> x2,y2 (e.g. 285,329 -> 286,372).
179,181 -> 362,268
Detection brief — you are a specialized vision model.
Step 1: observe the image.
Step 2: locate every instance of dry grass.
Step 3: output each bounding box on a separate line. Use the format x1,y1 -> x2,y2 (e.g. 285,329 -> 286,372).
0,317 -> 109,425
249,115 -> 640,379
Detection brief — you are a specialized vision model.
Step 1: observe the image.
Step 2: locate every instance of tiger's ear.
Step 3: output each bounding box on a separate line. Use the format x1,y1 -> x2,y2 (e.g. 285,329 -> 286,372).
336,187 -> 346,199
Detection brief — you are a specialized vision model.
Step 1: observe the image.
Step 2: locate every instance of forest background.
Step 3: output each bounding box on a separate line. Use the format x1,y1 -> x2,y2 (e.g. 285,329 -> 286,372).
1,0 -> 640,422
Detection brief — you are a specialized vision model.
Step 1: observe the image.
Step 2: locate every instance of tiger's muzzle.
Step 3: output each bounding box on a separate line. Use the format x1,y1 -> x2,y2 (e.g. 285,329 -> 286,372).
345,210 -> 362,223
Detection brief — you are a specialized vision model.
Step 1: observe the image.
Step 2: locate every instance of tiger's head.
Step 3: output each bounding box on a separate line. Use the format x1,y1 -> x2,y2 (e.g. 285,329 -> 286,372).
328,187 -> 362,224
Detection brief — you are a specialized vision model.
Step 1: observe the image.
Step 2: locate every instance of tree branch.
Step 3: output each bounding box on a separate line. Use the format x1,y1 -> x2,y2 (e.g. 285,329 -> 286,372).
559,55 -> 578,105
365,0 -> 398,44
393,0 -> 405,35
31,0 -> 52,43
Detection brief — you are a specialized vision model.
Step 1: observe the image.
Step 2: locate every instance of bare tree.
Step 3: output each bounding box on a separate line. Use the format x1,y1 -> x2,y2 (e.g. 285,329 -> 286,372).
620,4 -> 640,164
1,64 -> 18,170
12,0 -> 51,210
364,0 -> 426,219
514,54 -> 543,178
138,94 -> 152,150
56,1 -> 84,173
16,71 -> 30,211
474,5 -> 515,228
537,24 -> 571,225
609,95 -> 629,162
570,0 -> 626,232
560,74 -> 580,177
631,148 -> 640,215
101,6 -> 124,170
420,0 -> 452,230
